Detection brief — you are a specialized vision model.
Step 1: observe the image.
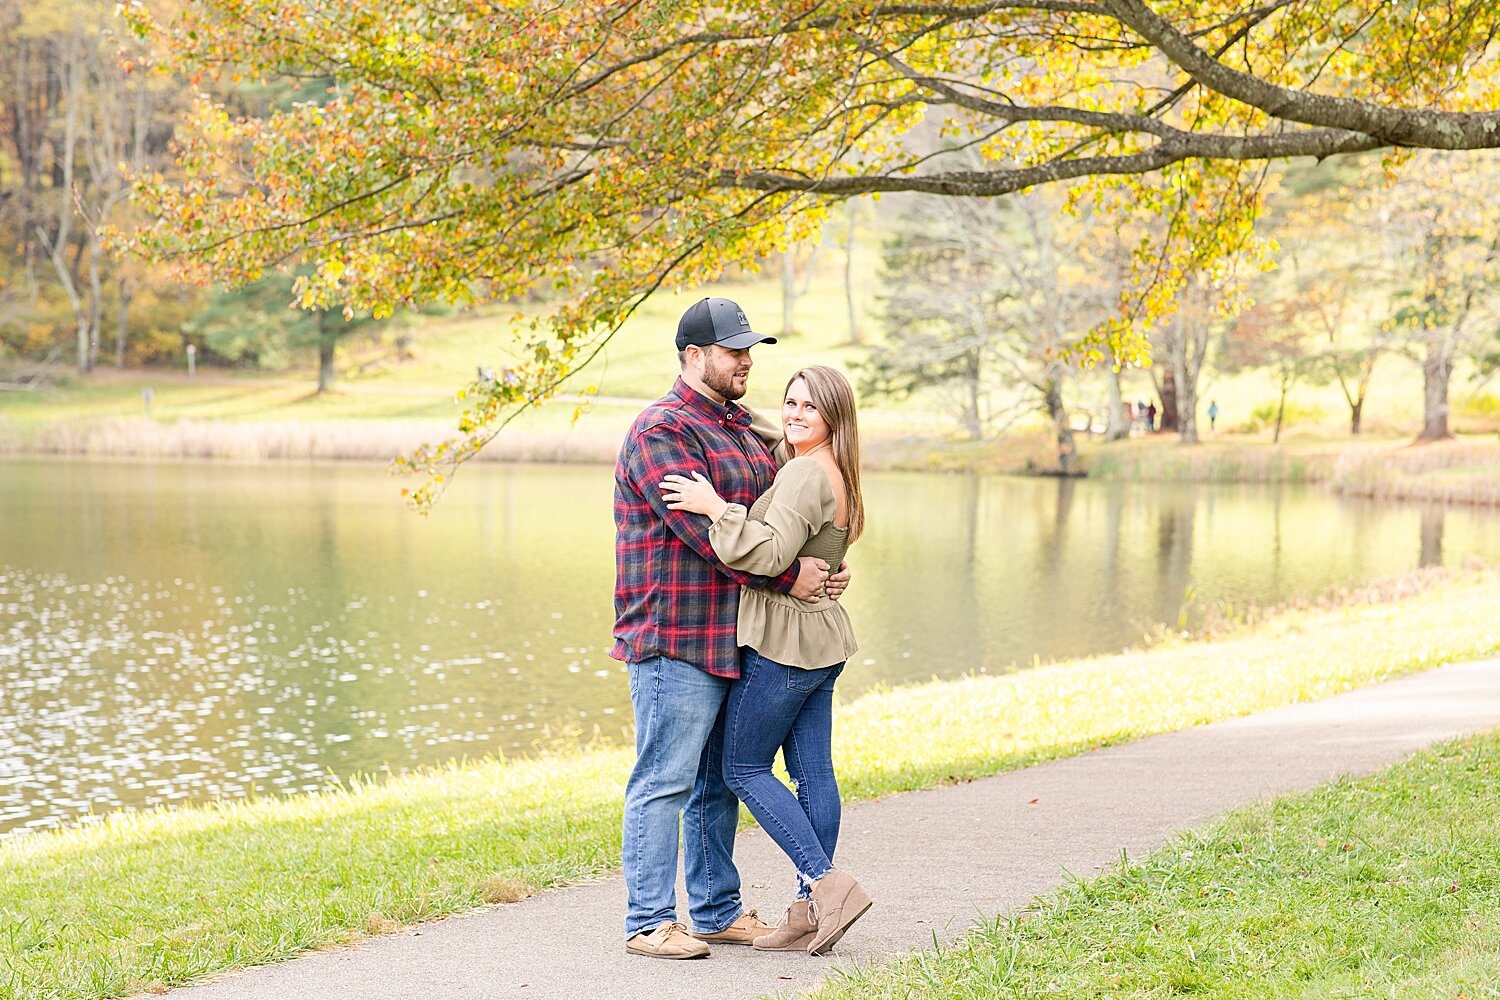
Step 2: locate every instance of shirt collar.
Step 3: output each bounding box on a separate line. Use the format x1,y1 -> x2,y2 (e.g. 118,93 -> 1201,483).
671,376 -> 750,429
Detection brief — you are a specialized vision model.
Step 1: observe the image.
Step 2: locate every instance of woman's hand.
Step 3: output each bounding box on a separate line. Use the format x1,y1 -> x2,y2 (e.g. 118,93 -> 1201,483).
660,472 -> 730,521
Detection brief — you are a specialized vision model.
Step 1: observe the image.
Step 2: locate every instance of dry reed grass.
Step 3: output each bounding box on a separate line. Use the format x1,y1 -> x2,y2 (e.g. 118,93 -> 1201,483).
1329,440 -> 1500,504
1085,441 -> 1336,483
1088,437 -> 1500,506
4,420 -> 1497,506
0,417 -> 624,465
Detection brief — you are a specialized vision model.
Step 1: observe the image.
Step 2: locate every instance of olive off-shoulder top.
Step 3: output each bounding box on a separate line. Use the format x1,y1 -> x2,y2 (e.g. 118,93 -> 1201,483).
707,455 -> 858,670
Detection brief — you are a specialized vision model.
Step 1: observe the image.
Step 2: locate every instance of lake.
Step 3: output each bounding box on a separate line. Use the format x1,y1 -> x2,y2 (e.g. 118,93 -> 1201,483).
3,456 -> 1497,836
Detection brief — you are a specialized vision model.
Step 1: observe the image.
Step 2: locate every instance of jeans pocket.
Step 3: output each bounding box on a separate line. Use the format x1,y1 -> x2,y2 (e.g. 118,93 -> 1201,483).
786,664 -> 832,693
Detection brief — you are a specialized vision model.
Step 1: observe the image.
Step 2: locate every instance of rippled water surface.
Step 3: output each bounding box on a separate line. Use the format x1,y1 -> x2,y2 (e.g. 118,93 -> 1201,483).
4,457 -> 1499,836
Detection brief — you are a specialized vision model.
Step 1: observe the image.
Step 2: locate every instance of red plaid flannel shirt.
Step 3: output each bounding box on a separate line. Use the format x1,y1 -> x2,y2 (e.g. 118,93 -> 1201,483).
612,377 -> 799,678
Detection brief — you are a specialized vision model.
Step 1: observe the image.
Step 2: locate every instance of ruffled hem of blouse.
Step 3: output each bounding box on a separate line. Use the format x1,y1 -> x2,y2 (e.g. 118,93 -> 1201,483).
736,590 -> 858,670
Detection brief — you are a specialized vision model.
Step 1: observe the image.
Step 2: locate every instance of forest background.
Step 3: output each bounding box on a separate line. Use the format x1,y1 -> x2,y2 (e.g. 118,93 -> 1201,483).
2,0 -> 1499,494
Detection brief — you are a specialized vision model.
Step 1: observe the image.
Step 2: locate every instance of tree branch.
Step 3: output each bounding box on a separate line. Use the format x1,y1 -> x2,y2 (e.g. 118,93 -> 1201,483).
719,127 -> 1383,197
1101,0 -> 1500,150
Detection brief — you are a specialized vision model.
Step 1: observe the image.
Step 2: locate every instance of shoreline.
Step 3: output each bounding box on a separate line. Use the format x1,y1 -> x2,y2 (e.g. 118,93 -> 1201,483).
3,418 -> 1498,506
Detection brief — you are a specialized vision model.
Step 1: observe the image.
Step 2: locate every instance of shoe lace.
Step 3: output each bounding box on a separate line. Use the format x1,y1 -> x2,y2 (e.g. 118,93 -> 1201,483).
656,920 -> 688,940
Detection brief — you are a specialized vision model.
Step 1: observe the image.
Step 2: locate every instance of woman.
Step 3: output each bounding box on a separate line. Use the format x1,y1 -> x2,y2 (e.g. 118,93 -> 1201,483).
659,365 -> 871,956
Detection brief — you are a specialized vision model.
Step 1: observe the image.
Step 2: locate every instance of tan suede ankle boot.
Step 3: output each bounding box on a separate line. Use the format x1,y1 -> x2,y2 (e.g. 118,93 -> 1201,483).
752,898 -> 817,952
807,868 -> 873,955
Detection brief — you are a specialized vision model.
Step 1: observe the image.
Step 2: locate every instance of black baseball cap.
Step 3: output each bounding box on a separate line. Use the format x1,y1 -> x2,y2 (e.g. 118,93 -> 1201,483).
675,297 -> 778,351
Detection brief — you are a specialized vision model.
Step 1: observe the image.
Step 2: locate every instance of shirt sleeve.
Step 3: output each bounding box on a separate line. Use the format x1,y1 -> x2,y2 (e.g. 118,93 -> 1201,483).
624,420 -> 800,594
746,406 -> 792,467
708,459 -> 836,576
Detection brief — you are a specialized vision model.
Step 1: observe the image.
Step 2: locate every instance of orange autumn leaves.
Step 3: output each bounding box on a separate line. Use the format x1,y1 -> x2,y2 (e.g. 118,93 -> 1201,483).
124,1 -> 1500,508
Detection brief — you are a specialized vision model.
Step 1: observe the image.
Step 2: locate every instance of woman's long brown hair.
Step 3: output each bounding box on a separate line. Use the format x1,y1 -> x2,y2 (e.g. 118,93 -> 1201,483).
784,365 -> 864,543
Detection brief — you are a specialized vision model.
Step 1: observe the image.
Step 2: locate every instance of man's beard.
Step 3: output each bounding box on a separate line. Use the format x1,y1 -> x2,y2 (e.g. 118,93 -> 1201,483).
703,356 -> 747,400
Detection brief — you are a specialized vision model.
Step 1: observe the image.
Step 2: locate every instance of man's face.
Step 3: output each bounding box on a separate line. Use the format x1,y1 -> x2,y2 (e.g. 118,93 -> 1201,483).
696,344 -> 753,401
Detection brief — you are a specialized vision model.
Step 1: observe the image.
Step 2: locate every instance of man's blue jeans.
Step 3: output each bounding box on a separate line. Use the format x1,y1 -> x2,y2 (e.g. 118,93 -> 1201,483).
723,648 -> 844,897
622,655 -> 745,939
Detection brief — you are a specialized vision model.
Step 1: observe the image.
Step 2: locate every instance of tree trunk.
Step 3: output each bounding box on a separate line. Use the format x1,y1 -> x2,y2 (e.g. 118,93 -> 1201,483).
1177,317 -> 1208,445
317,313 -> 337,393
1349,398 -> 1363,436
1104,360 -> 1128,441
960,347 -> 982,440
1178,390 -> 1199,444
782,251 -> 795,336
1273,375 -> 1289,444
115,275 -> 132,368
1418,344 -> 1454,441
1158,363 -> 1179,433
1174,335 -> 1199,444
843,204 -> 860,345
1419,506 -> 1445,568
1043,373 -> 1076,474
42,37 -> 92,374
87,245 -> 103,370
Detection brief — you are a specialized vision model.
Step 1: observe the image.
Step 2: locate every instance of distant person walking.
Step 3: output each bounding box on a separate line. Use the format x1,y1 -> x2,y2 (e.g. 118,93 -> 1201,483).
1146,401 -> 1158,433
1208,399 -> 1220,433
612,297 -> 844,961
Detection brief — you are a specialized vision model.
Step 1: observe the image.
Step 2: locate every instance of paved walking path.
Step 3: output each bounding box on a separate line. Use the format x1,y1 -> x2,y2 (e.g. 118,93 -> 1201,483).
167,656 -> 1500,1000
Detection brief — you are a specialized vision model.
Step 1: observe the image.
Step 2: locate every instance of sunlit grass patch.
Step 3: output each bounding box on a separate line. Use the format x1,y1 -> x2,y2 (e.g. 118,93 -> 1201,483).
806,732 -> 1500,1000
832,567 -> 1500,799
2,570 -> 1499,998
0,749 -> 632,999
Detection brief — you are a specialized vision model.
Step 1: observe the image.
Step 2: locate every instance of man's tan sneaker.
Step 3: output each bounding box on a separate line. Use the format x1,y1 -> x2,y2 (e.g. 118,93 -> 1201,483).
688,908 -> 774,946
625,920 -> 711,960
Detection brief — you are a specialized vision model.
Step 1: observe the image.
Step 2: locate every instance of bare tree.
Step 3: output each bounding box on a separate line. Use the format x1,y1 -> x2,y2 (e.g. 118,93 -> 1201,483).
4,2 -> 179,372
779,242 -> 821,337
868,181 -> 1118,470
841,200 -> 861,346
1376,154 -> 1500,441
1153,277 -> 1217,443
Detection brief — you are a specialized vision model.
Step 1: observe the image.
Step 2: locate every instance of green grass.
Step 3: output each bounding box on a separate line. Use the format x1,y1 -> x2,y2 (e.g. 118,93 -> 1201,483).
0,267 -> 937,465
806,732 -> 1500,1000
8,256 -> 1488,457
4,569 -> 1500,998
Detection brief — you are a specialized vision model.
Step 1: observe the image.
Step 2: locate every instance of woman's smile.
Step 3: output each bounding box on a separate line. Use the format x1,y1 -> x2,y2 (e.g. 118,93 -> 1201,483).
782,377 -> 831,453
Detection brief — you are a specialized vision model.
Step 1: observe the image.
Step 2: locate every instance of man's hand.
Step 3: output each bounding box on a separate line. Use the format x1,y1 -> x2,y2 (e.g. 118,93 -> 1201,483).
790,556 -> 831,603
824,561 -> 850,602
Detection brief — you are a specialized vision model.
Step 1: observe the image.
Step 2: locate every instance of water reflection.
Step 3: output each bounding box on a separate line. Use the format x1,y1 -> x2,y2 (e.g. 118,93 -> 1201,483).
1421,506 -> 1446,567
3,457 -> 1498,836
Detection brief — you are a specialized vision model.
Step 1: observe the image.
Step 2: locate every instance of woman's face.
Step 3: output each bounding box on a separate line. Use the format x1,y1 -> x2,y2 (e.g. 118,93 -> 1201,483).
782,378 -> 832,455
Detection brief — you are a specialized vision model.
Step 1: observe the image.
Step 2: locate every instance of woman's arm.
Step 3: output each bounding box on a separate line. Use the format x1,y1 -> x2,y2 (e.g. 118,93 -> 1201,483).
661,460 -> 834,576
659,471 -> 730,522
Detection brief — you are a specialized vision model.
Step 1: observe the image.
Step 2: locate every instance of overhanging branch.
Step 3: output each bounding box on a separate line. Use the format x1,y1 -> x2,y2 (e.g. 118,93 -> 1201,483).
1101,0 -> 1500,150
718,127 -> 1383,197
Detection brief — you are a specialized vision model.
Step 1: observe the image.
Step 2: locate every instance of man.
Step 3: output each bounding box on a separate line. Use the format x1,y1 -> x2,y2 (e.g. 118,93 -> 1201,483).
612,296 -> 848,959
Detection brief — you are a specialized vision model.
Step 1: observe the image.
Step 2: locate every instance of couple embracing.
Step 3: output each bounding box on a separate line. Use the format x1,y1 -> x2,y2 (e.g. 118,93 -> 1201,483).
611,296 -> 872,959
